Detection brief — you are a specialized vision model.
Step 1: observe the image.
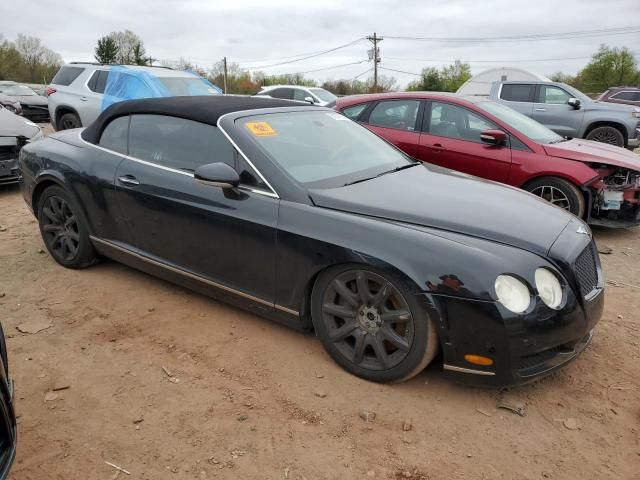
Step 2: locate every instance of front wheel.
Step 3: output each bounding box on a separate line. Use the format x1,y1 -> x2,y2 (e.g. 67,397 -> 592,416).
311,265 -> 438,383
585,126 -> 624,147
524,176 -> 585,218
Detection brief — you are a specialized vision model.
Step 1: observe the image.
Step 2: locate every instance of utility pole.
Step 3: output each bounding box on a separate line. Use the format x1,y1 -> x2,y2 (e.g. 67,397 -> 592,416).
223,57 -> 228,94
366,32 -> 383,92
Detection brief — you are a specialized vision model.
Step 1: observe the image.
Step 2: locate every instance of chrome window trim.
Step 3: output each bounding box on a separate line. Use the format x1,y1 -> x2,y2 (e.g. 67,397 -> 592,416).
443,364 -> 496,376
90,236 -> 299,316
217,111 -> 280,198
79,126 -> 280,199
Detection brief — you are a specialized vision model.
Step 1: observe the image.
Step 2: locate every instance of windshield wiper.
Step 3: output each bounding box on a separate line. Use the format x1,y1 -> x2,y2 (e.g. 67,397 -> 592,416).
549,138 -> 570,144
343,162 -> 420,187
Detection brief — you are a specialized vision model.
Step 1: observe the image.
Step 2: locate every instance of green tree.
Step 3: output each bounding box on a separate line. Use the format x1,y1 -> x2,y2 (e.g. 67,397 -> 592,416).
579,45 -> 639,92
407,67 -> 442,91
14,34 -> 62,82
104,30 -> 148,65
94,36 -> 118,64
132,42 -> 148,66
440,60 -> 471,92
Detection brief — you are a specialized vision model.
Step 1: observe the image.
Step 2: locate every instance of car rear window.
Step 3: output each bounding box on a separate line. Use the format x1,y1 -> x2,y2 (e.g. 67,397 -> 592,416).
500,84 -> 534,102
51,66 -> 85,86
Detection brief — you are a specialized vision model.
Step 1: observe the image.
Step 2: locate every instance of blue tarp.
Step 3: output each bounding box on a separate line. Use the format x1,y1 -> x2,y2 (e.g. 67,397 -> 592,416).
101,66 -> 222,111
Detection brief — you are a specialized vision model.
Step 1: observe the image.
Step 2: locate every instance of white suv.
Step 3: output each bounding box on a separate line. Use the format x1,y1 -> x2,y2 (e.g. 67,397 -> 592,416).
256,85 -> 337,107
48,63 -> 221,130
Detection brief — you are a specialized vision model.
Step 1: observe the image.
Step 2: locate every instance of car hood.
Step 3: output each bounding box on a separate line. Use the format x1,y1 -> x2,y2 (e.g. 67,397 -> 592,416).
0,94 -> 20,106
543,138 -> 640,171
586,99 -> 639,114
10,95 -> 48,106
309,164 -> 574,256
0,108 -> 41,137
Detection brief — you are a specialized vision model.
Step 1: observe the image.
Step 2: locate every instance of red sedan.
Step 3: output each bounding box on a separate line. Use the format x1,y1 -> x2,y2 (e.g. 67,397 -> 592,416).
336,92 -> 640,227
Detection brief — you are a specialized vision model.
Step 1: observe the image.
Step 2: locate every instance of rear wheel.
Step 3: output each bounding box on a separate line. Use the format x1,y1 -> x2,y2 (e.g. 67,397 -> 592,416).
585,126 -> 624,147
58,112 -> 82,130
37,186 -> 96,269
311,265 -> 438,383
524,176 -> 585,218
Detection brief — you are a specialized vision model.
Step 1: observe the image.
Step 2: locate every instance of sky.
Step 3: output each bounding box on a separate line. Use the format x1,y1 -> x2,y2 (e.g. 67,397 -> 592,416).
1,0 -> 639,87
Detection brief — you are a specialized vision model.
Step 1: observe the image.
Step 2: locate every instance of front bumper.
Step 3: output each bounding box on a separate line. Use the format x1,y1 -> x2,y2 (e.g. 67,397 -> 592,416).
627,128 -> 640,148
0,158 -> 19,185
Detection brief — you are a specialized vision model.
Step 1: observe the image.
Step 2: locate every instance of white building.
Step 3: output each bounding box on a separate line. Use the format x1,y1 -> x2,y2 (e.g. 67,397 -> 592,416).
456,67 -> 551,96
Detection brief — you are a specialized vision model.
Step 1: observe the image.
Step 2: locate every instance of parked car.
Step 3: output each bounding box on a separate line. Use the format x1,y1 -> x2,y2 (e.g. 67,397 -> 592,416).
47,63 -> 222,131
256,85 -> 337,107
0,320 -> 17,478
0,81 -> 49,123
489,80 -> 640,149
597,87 -> 640,107
19,96 -> 603,386
335,92 -> 640,228
0,104 -> 43,185
0,94 -> 22,116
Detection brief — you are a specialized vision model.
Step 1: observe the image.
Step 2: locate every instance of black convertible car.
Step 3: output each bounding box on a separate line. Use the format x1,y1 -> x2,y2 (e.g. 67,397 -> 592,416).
0,321 -> 16,478
18,96 -> 604,385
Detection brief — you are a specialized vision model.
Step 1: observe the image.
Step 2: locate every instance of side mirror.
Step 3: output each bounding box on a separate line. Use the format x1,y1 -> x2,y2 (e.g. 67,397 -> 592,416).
194,162 -> 240,189
304,96 -> 315,104
568,97 -> 581,109
480,129 -> 507,146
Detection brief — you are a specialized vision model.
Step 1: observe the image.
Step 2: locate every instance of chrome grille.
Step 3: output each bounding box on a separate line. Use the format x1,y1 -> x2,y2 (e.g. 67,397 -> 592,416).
574,244 -> 598,297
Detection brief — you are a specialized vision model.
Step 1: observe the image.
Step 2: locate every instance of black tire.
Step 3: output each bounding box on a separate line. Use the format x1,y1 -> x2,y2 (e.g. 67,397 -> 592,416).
524,176 -> 586,218
585,126 -> 624,148
58,112 -> 82,130
311,264 -> 438,383
37,185 -> 97,269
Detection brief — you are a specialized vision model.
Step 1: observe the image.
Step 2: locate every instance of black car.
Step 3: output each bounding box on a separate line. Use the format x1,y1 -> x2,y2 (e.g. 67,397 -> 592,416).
18,96 -> 604,385
0,321 -> 16,478
0,82 -> 50,123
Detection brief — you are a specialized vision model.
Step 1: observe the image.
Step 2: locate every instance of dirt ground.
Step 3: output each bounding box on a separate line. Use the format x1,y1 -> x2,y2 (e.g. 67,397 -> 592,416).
1,158 -> 639,480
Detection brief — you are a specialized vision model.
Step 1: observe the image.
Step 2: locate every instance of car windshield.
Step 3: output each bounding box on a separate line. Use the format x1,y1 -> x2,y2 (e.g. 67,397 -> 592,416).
237,110 -> 416,188
477,101 -> 563,144
0,84 -> 36,96
309,88 -> 337,103
156,77 -> 219,96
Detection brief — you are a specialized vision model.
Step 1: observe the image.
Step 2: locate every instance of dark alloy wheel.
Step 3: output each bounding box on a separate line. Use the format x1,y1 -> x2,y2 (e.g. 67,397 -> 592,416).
524,176 -> 585,218
312,266 -> 438,383
37,186 -> 96,268
58,112 -> 82,130
585,126 -> 624,147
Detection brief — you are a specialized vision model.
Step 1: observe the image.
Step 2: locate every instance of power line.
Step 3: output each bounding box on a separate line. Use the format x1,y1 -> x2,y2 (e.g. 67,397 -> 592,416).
379,66 -> 421,76
294,60 -> 368,75
383,25 -> 640,43
384,55 -> 598,63
352,67 -> 373,80
242,38 -> 365,69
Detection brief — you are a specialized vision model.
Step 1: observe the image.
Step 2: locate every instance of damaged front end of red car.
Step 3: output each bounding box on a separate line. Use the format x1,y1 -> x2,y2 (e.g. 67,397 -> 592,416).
586,166 -> 640,227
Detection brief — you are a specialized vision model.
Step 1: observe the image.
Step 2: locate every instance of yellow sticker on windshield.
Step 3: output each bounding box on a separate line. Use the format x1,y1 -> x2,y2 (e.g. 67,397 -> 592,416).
245,121 -> 278,137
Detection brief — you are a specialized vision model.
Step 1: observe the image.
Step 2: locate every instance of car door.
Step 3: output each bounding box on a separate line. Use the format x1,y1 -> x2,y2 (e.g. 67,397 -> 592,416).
496,83 -> 535,117
417,101 -> 512,182
80,69 -> 109,126
113,114 -> 279,302
532,84 -> 585,138
359,99 -> 422,157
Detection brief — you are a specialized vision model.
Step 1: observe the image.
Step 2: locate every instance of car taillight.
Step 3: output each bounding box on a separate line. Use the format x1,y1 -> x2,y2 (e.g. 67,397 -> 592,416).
45,87 -> 56,96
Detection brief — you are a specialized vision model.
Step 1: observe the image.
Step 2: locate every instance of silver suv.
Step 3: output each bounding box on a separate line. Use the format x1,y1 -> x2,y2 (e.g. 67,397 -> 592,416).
48,63 -> 221,130
489,80 -> 640,149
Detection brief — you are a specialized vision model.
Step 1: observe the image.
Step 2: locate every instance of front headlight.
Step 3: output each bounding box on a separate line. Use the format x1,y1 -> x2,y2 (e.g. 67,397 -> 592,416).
633,110 -> 640,118
495,275 -> 531,313
535,268 -> 563,309
4,104 -> 17,114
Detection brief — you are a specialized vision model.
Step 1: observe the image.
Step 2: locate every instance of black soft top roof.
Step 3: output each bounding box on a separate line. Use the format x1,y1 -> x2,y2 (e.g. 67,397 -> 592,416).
81,95 -> 306,144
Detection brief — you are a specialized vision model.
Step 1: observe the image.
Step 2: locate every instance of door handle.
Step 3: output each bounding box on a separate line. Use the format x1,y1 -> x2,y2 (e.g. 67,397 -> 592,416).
428,143 -> 445,152
117,175 -> 140,186
80,96 -> 88,102
534,108 -> 546,112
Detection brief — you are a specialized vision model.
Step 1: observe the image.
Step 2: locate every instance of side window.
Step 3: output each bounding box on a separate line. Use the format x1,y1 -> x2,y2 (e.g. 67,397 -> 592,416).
500,84 -> 534,102
236,155 -> 269,191
128,115 -> 235,171
540,86 -> 571,105
342,103 -> 368,120
367,100 -> 420,131
293,89 -> 311,101
429,102 -> 498,143
87,70 -> 109,94
267,88 -> 293,100
98,116 -> 129,154
51,66 -> 85,86
87,71 -> 100,92
611,91 -> 637,101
